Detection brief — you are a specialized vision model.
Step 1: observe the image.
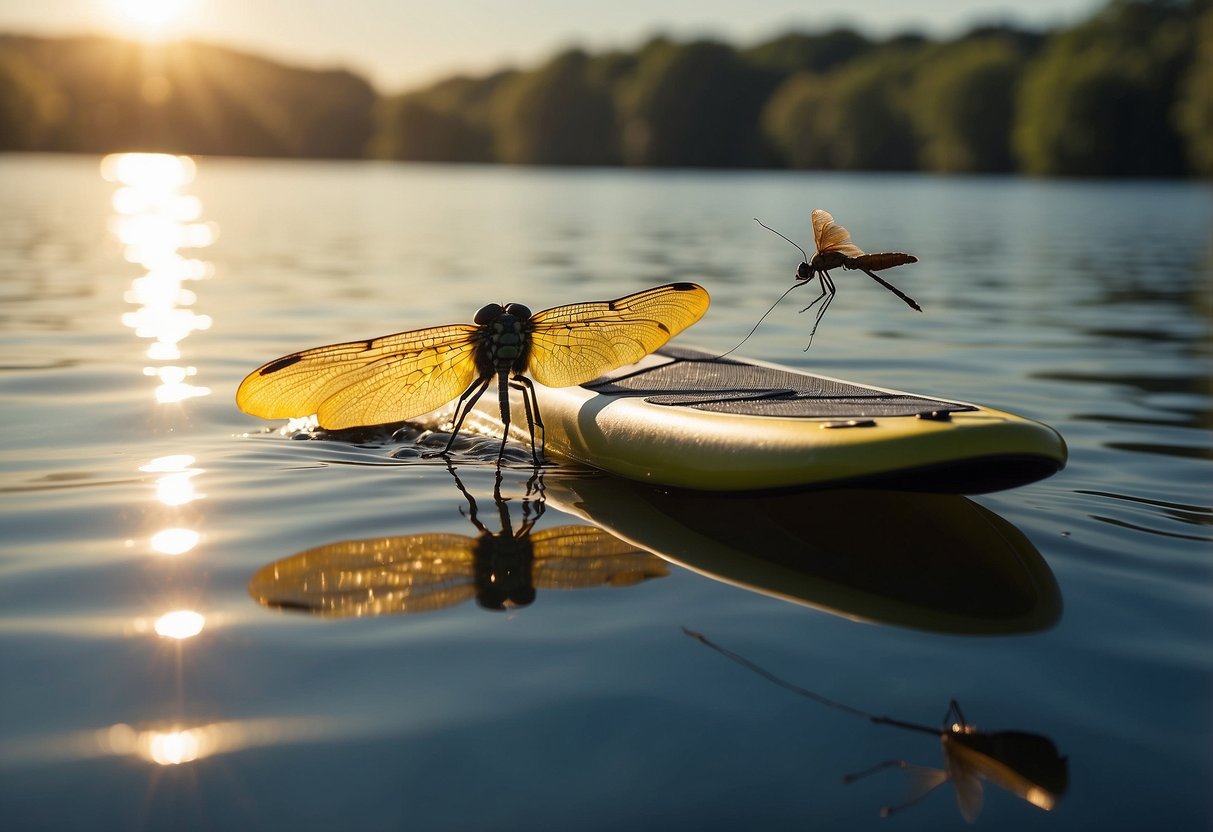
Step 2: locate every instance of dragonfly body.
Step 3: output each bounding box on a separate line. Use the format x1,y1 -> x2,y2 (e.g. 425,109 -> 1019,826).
237,282 -> 709,464
460,301 -> 542,461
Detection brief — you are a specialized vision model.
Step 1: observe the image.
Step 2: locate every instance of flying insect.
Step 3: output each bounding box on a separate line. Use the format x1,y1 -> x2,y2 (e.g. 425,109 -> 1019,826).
725,210 -> 920,355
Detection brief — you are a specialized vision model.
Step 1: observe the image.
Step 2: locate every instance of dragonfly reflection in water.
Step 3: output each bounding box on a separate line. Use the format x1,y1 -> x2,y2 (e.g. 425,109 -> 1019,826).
237,282 -> 709,464
248,467 -> 668,615
684,629 -> 1067,823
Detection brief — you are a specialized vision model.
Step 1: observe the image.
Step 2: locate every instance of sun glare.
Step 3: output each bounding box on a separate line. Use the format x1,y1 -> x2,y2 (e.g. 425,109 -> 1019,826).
110,0 -> 194,40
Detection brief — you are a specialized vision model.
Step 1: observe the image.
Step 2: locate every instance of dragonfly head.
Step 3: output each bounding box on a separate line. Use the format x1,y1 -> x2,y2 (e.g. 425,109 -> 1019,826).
474,303 -> 533,325
474,303 -> 504,325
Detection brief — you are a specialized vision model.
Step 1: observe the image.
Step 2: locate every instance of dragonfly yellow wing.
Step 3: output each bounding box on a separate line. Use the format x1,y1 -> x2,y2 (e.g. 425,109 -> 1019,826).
525,282 -> 709,388
247,533 -> 478,616
236,324 -> 481,430
811,208 -> 865,258
530,525 -> 669,589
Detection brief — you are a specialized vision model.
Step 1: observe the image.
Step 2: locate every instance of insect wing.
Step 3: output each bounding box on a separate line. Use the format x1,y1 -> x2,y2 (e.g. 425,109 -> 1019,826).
811,208 -> 864,258
529,525 -> 669,589
236,324 -> 482,429
247,533 -> 478,616
525,282 -> 709,388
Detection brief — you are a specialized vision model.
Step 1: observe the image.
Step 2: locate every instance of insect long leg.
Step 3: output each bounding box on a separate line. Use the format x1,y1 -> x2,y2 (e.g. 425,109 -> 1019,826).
445,459 -> 491,533
491,468 -> 513,533
801,270 -> 836,350
524,465 -> 546,503
850,761 -> 950,818
510,374 -> 545,465
799,272 -> 829,313
843,759 -> 918,784
436,373 -> 493,456
715,281 -> 807,360
860,268 -> 922,312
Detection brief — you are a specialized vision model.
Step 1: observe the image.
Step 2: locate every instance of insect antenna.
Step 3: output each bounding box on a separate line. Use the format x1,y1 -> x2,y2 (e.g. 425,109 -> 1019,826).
709,218 -> 812,359
754,217 -> 809,263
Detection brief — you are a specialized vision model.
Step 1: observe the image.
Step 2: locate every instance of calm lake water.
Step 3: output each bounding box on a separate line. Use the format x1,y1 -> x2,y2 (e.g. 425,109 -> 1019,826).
1,153 -> 1210,831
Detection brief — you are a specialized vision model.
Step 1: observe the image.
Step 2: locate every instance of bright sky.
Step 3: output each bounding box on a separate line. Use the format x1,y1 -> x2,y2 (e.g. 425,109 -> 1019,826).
0,0 -> 1104,91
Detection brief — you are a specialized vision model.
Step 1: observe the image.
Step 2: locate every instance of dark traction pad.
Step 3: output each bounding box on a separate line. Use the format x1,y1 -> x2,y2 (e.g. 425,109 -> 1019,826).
584,345 -> 973,419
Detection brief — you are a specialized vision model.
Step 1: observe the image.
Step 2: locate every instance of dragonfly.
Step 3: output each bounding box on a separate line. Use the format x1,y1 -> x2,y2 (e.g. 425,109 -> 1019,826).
684,629 -> 1067,823
236,282 -> 710,463
248,467 -> 668,614
724,209 -> 920,355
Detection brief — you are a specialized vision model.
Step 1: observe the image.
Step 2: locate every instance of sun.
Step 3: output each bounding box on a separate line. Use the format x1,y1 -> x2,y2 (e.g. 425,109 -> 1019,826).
109,0 -> 194,40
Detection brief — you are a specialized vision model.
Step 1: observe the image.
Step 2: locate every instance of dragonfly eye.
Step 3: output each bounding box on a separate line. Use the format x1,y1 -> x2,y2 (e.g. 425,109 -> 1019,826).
474,303 -> 504,325
503,303 -> 532,319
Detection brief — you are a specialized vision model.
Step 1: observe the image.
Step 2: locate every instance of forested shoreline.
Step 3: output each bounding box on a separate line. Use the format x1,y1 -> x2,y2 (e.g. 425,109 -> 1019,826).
1,0 -> 1208,176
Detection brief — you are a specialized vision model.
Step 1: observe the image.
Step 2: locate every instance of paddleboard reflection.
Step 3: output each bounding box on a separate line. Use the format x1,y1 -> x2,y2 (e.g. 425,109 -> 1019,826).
543,474 -> 1062,634
248,468 -> 667,616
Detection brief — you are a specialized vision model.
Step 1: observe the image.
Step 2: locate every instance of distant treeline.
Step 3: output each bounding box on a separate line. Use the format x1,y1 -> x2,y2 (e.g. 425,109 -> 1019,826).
1,0 -> 1209,176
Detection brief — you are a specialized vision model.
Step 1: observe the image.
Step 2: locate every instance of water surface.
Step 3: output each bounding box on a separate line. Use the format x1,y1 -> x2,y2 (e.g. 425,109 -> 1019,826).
1,154 -> 1210,830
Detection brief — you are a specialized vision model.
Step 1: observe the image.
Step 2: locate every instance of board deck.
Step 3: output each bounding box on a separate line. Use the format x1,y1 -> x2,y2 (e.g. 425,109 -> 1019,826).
449,345 -> 1067,493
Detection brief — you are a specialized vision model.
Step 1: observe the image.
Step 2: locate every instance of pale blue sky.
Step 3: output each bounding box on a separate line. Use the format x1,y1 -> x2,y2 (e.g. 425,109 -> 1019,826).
0,0 -> 1104,91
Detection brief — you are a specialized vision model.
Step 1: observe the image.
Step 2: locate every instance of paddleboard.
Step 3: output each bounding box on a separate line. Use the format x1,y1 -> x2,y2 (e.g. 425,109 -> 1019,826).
542,474 -> 1062,634
451,345 -> 1066,493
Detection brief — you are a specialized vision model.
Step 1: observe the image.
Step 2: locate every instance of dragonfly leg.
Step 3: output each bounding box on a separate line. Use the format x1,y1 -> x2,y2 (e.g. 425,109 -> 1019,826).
511,374 -> 545,465
444,459 -> 492,533
432,373 -> 492,457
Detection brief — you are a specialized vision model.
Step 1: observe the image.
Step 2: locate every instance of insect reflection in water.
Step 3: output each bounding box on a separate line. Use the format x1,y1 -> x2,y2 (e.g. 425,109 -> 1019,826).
247,468 -> 668,616
727,209 -> 920,355
684,629 -> 1067,823
236,282 -> 709,464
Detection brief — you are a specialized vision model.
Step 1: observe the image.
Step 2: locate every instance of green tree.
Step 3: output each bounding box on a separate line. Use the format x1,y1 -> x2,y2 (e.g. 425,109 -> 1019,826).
618,39 -> 775,167
762,48 -> 925,171
818,51 -> 923,170
490,49 -> 619,165
372,72 -> 511,162
1175,7 -> 1213,175
372,96 -> 489,161
761,72 -> 832,168
0,35 -> 376,157
745,28 -> 872,75
1014,0 -> 1196,176
911,40 -> 1025,172
0,48 -> 63,150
